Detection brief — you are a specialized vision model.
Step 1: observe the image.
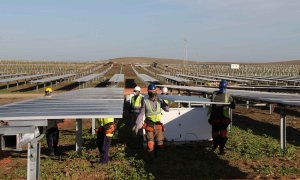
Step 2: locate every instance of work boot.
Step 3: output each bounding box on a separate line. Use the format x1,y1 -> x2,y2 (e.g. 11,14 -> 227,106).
148,151 -> 155,163
219,147 -> 226,155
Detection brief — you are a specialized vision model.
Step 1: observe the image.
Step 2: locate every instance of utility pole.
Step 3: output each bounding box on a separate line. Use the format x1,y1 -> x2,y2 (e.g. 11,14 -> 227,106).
184,38 -> 188,69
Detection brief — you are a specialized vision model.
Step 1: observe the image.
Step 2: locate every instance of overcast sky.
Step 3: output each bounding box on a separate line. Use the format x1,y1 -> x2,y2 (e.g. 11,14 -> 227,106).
0,0 -> 299,62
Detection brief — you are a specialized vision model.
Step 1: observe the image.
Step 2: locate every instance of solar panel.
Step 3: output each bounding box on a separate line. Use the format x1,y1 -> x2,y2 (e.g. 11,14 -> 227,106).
177,74 -> 219,82
31,74 -> 76,83
215,74 -> 274,83
109,74 -> 124,83
197,75 -> 249,83
0,73 -> 27,79
138,74 -> 158,82
0,88 -> 124,120
131,65 -> 158,82
157,85 -> 300,107
74,73 -> 103,83
158,74 -> 190,83
0,73 -> 53,83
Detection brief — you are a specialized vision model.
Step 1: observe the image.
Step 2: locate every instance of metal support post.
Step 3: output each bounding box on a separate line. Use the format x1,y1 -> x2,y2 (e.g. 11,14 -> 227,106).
27,134 -> 44,180
246,100 -> 249,109
269,104 -> 273,115
280,107 -> 286,150
228,108 -> 233,131
92,118 -> 96,135
76,119 -> 82,153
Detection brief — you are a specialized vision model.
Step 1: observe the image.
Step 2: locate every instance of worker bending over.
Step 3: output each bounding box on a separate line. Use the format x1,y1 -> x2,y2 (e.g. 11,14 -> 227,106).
209,80 -> 235,155
135,84 -> 169,161
96,118 -> 115,164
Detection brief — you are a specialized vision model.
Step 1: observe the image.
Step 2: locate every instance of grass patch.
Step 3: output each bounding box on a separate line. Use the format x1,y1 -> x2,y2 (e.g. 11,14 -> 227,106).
228,126 -> 297,160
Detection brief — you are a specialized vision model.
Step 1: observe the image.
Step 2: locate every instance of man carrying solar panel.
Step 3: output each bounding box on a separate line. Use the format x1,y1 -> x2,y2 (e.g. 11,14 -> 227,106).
208,80 -> 235,155
134,84 -> 169,162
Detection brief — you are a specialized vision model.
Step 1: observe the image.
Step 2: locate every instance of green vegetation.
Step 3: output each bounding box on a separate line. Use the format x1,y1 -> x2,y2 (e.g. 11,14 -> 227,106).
2,123 -> 299,179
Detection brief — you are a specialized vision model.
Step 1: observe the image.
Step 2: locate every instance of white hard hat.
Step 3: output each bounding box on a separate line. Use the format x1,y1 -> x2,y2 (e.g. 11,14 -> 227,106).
134,86 -> 141,92
162,87 -> 168,94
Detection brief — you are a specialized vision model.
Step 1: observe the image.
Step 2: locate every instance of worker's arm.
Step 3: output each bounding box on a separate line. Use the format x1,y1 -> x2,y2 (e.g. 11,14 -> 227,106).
160,98 -> 169,112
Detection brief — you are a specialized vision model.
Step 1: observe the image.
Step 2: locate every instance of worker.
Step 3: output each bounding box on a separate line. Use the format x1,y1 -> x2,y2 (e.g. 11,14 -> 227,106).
96,118 -> 115,164
134,84 -> 169,161
129,86 -> 145,148
46,120 -> 60,156
208,80 -> 235,155
44,88 -> 60,156
129,86 -> 144,123
45,87 -> 53,97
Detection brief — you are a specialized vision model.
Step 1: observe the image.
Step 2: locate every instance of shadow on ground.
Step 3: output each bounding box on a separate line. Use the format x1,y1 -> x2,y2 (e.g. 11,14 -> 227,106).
233,113 -> 300,146
114,102 -> 247,179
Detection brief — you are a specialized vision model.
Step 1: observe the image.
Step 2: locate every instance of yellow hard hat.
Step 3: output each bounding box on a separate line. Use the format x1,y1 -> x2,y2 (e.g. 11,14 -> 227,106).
45,88 -> 53,93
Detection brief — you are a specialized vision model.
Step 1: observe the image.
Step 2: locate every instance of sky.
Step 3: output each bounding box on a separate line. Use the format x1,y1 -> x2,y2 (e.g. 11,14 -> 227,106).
0,0 -> 300,62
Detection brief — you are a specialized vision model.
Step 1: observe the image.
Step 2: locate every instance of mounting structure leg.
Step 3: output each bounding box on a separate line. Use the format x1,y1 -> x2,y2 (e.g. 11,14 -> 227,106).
76,119 -> 82,153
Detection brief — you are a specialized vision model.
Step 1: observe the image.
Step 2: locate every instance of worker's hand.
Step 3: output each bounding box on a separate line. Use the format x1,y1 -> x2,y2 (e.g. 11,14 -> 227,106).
132,124 -> 139,135
229,102 -> 236,109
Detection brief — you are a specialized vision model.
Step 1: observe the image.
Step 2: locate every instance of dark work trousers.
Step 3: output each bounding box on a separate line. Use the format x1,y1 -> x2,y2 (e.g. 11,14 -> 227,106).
96,131 -> 112,164
46,128 -> 59,154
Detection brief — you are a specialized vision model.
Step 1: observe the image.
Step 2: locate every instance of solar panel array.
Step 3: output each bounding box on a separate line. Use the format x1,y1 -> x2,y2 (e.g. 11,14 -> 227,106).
131,65 -> 158,82
109,74 -> 124,83
74,64 -> 113,83
31,74 -> 76,83
0,88 -> 124,120
157,85 -> 300,107
74,73 -> 104,83
196,74 -> 249,83
0,73 -> 27,79
177,74 -> 219,82
157,74 -> 190,83
0,73 -> 53,83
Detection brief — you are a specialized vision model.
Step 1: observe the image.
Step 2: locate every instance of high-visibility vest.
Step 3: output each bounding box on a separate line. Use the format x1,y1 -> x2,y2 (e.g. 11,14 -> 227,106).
96,118 -> 114,127
210,92 -> 230,118
96,118 -> 114,137
145,99 -> 161,122
131,95 -> 142,113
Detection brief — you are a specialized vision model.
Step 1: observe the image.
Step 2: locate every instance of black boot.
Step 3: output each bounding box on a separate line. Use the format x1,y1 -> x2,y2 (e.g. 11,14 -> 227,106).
211,137 -> 218,151
148,151 -> 155,163
219,137 -> 228,155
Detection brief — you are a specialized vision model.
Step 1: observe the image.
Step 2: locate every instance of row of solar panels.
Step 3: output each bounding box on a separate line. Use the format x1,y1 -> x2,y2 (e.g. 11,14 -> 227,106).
157,85 -> 300,107
131,65 -> 158,83
0,71 -> 124,86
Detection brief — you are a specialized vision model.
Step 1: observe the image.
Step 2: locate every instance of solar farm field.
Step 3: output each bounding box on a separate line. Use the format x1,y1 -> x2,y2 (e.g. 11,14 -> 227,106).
0,58 -> 300,179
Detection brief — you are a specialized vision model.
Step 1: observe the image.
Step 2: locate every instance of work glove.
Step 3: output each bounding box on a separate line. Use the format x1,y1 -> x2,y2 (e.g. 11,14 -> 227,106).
132,122 -> 143,136
229,102 -> 236,109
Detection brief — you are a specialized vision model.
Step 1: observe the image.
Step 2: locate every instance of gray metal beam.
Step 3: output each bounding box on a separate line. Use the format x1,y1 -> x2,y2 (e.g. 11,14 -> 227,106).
0,126 -> 35,134
7,120 -> 48,127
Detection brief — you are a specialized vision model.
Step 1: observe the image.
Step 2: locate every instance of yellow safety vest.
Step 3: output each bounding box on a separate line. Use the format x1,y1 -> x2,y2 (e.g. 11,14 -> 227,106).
145,99 -> 161,122
209,92 -> 230,118
96,118 -> 114,137
131,95 -> 142,113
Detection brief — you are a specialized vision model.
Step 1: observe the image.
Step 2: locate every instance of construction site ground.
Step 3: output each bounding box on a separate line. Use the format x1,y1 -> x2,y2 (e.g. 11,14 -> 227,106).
0,63 -> 300,179
0,96 -> 299,179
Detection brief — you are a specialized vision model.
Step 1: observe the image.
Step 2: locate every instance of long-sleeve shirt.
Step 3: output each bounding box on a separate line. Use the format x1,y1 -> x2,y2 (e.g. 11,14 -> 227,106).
135,97 -> 169,127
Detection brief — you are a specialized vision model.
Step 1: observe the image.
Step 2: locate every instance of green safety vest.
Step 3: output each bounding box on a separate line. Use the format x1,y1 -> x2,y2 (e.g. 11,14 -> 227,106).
131,95 -> 142,113
96,118 -> 114,127
210,92 -> 230,118
145,99 -> 161,122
